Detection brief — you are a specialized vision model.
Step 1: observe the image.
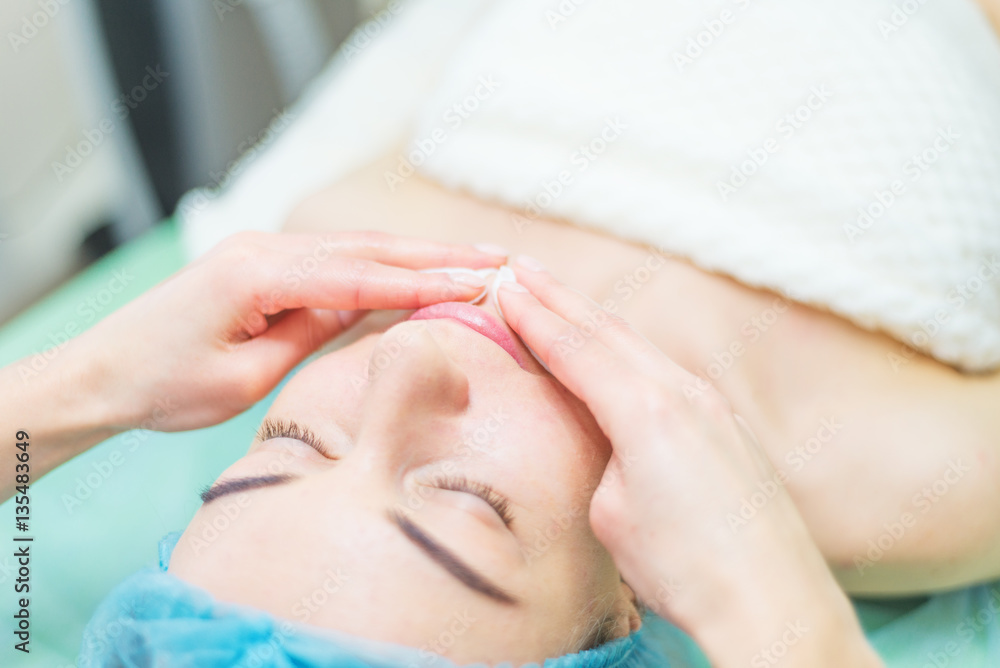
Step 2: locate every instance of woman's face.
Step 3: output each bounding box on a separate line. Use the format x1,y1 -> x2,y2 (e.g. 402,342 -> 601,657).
169,299 -> 639,665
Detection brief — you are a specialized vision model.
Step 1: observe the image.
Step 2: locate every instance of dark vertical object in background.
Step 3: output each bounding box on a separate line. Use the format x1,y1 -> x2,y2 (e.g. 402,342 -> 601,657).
93,0 -> 182,217
81,221 -> 118,263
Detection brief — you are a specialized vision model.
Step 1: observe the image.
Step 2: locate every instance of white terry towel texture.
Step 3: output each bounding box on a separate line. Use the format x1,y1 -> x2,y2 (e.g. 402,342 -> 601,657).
181,0 -> 1000,372
178,0 -> 495,256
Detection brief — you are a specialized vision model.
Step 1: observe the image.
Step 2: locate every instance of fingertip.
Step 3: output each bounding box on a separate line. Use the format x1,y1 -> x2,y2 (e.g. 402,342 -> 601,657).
490,266 -> 525,320
491,280 -> 551,374
509,261 -> 556,286
473,242 -> 510,259
499,280 -> 529,293
513,254 -> 547,272
451,273 -> 489,290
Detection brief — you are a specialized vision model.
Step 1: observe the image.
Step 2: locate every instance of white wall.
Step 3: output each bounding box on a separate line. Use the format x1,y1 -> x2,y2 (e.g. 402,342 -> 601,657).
0,0 -> 362,324
0,0 -> 159,322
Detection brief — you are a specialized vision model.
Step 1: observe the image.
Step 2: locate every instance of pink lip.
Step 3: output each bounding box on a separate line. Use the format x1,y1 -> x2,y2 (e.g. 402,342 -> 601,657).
408,302 -> 527,368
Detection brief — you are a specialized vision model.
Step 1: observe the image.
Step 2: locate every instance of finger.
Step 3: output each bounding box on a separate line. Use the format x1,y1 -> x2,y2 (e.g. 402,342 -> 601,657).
244,307 -> 365,382
508,261 -> 697,389
249,256 -> 491,314
232,230 -> 508,270
508,262 -> 673,375
497,281 -> 656,430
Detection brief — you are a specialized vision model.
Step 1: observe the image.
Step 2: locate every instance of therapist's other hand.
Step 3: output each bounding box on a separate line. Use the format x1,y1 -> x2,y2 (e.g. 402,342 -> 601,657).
498,260 -> 882,668
82,231 -> 504,433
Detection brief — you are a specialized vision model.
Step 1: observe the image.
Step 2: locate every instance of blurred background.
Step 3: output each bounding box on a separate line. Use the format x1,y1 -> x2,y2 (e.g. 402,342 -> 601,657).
0,0 -> 389,324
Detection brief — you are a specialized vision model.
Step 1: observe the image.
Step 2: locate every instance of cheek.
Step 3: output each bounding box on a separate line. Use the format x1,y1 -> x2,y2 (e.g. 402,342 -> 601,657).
169,500 -> 278,585
497,416 -> 610,505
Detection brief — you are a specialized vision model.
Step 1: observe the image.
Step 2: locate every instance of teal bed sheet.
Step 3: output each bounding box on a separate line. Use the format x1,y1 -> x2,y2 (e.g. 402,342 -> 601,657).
0,220 -> 997,667
0,220 -> 274,667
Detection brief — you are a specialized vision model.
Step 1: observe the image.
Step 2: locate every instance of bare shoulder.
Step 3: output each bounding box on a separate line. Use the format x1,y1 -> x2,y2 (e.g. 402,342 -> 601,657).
751,308 -> 1000,593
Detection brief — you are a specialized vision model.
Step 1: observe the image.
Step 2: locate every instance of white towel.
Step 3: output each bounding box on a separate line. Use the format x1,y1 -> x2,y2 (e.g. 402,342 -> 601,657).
181,0 -> 1000,372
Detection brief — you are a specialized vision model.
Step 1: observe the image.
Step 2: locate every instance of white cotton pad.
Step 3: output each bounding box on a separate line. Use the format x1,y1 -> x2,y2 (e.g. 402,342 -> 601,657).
489,266 -> 551,373
489,265 -> 517,319
420,265 -> 551,372
418,267 -> 495,304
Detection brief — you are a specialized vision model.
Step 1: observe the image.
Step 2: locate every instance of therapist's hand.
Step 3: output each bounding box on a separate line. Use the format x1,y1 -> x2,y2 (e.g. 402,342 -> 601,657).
498,259 -> 882,668
79,231 -> 504,433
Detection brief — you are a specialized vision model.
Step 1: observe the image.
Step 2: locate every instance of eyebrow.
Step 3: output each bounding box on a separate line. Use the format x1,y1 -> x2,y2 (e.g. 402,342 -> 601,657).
199,418 -> 330,504
199,474 -> 295,504
390,510 -> 518,606
200,420 -> 518,605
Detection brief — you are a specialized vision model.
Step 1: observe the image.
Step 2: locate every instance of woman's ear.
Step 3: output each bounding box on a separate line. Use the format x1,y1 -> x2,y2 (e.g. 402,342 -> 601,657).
618,580 -> 643,634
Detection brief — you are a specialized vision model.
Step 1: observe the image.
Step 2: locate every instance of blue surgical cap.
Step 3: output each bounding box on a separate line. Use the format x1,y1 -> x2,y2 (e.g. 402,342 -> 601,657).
78,532 -> 666,667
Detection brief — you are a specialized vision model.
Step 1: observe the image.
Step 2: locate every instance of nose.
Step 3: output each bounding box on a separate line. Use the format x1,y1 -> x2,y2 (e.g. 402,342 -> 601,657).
353,322 -> 470,471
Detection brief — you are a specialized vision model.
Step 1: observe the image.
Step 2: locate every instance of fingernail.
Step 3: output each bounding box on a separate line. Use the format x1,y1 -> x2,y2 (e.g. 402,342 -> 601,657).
451,273 -> 488,288
514,254 -> 547,271
491,266 -> 518,319
489,267 -> 550,374
474,242 -> 510,257
420,267 -> 492,303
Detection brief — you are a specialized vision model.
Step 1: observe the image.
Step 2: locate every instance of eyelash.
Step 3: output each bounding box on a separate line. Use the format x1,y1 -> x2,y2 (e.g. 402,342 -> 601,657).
436,475 -> 514,527
259,419 -> 513,526
257,418 -> 332,457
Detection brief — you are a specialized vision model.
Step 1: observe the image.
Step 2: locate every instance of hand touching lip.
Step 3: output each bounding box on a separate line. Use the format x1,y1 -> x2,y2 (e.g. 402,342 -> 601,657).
408,302 -> 529,369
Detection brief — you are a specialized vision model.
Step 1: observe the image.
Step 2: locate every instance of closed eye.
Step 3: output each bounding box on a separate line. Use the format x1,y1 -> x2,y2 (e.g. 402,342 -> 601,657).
255,419 -> 513,525
257,418 -> 335,458
434,475 -> 515,527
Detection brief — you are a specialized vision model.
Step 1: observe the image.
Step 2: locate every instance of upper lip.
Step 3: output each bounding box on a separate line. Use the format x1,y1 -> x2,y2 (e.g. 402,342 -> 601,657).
407,302 -> 530,369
